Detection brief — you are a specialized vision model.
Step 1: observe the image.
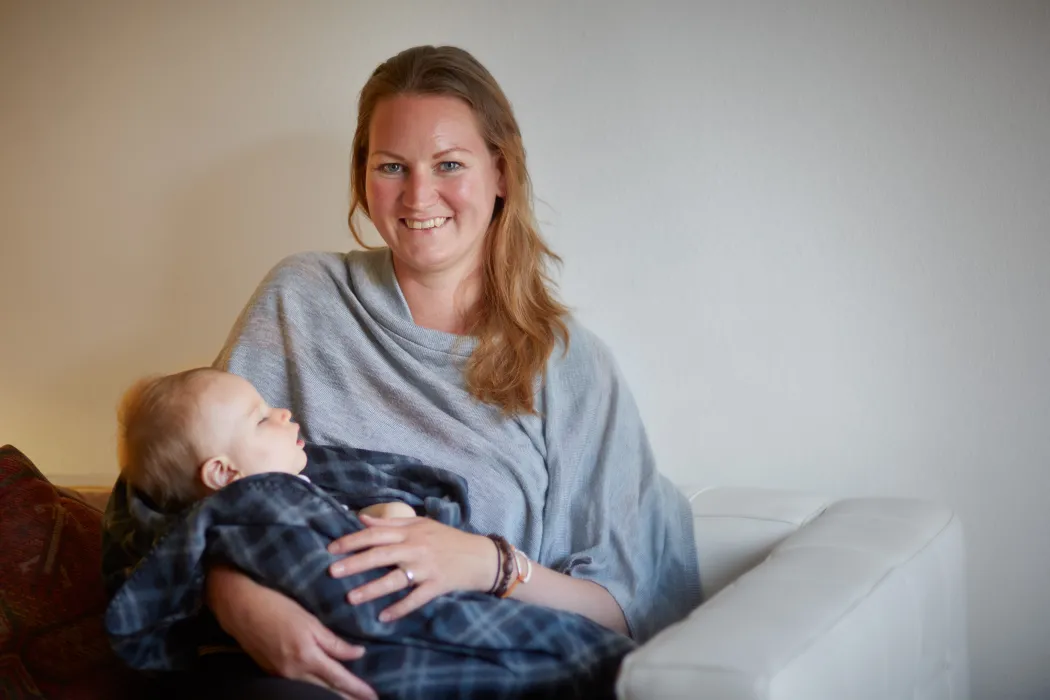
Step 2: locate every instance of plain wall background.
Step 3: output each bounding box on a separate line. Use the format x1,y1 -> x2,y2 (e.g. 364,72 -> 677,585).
2,1 -> 1047,697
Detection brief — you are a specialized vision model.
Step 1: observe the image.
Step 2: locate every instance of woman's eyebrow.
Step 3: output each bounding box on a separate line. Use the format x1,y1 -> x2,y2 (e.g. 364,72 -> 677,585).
370,147 -> 473,160
433,147 -> 472,158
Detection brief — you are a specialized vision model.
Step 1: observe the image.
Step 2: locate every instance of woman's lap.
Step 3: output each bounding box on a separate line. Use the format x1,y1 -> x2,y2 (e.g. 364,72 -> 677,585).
144,653 -> 341,700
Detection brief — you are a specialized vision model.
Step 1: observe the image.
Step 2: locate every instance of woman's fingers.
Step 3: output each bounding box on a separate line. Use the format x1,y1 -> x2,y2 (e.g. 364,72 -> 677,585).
378,581 -> 442,622
312,657 -> 379,700
328,518 -> 496,609
302,668 -> 377,700
209,574 -> 377,700
300,674 -> 350,700
358,513 -> 416,527
346,567 -> 418,605
314,627 -> 366,661
328,524 -> 407,555
307,625 -> 378,700
330,544 -> 416,579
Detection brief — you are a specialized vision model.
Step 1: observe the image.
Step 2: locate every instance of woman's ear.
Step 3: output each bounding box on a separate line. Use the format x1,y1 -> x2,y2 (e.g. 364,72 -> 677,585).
495,155 -> 507,198
199,456 -> 239,492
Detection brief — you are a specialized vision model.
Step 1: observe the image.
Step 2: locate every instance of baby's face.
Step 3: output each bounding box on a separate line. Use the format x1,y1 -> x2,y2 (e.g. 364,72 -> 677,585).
194,372 -> 307,479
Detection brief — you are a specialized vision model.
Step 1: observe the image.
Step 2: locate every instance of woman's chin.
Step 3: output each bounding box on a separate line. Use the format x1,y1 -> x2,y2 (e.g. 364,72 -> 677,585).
393,244 -> 471,276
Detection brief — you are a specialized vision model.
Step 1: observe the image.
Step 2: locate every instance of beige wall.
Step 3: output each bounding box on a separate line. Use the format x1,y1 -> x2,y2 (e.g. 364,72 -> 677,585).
3,2 -> 1049,698
2,1 -> 366,482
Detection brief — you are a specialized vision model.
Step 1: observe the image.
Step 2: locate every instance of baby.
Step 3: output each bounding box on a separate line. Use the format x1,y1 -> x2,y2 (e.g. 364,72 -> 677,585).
117,366 -> 415,518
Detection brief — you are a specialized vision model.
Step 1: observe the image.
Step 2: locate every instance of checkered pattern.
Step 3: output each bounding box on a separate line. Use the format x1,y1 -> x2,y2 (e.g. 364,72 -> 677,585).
103,444 -> 635,698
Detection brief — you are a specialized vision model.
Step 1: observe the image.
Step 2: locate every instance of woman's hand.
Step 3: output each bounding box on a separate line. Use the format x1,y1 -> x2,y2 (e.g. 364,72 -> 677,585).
328,515 -> 497,622
206,565 -> 378,700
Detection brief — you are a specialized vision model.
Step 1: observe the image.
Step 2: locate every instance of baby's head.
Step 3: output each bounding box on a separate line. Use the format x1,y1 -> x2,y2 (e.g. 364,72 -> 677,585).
117,368 -> 307,508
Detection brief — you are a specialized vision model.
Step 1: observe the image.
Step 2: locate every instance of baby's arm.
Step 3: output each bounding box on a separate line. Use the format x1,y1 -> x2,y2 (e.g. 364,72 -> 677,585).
359,501 -> 416,519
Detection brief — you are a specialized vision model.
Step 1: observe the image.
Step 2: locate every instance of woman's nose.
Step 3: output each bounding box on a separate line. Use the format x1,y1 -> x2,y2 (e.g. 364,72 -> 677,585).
403,170 -> 438,210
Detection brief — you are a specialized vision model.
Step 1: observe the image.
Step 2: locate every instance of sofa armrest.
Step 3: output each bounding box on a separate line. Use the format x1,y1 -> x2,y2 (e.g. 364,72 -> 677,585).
618,493 -> 969,700
681,486 -> 830,598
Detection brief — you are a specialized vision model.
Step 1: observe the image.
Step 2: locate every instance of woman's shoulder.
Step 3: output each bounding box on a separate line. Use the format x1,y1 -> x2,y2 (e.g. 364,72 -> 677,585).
259,250 -> 347,288
256,249 -> 388,292
540,316 -> 646,435
547,315 -> 624,392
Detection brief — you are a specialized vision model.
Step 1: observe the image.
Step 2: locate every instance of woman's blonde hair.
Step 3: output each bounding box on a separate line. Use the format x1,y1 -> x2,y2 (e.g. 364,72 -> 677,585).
348,45 -> 569,415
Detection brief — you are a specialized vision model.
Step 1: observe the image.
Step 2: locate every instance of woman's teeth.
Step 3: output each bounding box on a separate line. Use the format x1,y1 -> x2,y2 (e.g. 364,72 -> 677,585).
403,217 -> 448,230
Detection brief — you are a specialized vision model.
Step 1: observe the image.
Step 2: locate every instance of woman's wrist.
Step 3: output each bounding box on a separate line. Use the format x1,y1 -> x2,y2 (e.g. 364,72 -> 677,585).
476,532 -> 502,592
482,534 -> 532,597
486,534 -> 515,596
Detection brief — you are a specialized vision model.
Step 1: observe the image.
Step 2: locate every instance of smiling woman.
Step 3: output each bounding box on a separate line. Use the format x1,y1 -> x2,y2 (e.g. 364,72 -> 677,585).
104,45 -> 701,700
346,50 -> 568,415
360,94 -> 504,293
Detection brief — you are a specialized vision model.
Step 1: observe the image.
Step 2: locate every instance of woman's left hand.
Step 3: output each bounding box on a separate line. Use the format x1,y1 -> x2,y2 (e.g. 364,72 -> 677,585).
327,515 -> 497,622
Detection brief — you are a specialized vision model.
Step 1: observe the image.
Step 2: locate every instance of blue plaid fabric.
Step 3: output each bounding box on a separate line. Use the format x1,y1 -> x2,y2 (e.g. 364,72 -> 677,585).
103,444 -> 635,698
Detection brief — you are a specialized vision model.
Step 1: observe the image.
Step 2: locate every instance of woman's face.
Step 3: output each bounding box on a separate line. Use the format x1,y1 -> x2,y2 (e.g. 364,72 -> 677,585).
365,94 -> 505,280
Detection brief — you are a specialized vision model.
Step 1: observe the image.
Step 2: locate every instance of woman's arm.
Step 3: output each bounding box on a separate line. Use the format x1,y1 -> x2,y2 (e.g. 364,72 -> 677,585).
206,565 -> 378,700
538,325 -> 702,642
506,560 -> 629,635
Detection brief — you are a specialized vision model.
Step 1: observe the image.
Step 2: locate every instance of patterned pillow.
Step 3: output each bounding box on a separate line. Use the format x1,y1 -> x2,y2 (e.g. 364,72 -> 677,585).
0,445 -> 140,699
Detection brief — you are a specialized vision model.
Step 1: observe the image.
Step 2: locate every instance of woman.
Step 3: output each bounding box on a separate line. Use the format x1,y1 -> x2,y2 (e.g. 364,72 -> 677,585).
109,45 -> 700,700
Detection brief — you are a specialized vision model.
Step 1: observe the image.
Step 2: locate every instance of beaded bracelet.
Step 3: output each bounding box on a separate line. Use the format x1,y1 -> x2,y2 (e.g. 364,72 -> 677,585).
487,536 -> 503,593
486,534 -> 516,597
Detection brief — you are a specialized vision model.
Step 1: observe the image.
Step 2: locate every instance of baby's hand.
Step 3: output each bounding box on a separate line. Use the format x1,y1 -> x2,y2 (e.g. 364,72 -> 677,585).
359,501 -> 416,519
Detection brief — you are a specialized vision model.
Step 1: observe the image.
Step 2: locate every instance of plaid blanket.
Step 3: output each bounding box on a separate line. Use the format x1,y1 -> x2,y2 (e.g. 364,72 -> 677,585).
104,444 -> 636,699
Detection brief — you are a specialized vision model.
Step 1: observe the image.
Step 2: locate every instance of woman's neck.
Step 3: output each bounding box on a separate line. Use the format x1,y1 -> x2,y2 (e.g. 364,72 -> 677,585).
393,258 -> 481,335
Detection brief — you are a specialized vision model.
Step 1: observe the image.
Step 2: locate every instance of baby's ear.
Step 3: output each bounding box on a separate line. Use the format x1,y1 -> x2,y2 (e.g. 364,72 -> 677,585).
200,456 -> 239,491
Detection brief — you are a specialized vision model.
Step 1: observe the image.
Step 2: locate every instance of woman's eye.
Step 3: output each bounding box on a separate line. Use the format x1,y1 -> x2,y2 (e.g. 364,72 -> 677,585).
437,161 -> 463,173
378,163 -> 404,175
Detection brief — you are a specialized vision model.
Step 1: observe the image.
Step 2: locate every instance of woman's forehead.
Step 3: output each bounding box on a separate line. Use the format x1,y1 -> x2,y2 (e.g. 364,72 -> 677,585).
369,94 -> 485,156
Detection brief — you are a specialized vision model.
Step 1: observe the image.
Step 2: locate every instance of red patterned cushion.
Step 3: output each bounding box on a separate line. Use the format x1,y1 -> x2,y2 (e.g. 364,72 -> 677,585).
0,445 -> 140,699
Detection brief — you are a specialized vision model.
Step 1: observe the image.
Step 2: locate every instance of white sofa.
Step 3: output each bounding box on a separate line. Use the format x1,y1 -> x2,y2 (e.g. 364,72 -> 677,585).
617,487 -> 969,700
